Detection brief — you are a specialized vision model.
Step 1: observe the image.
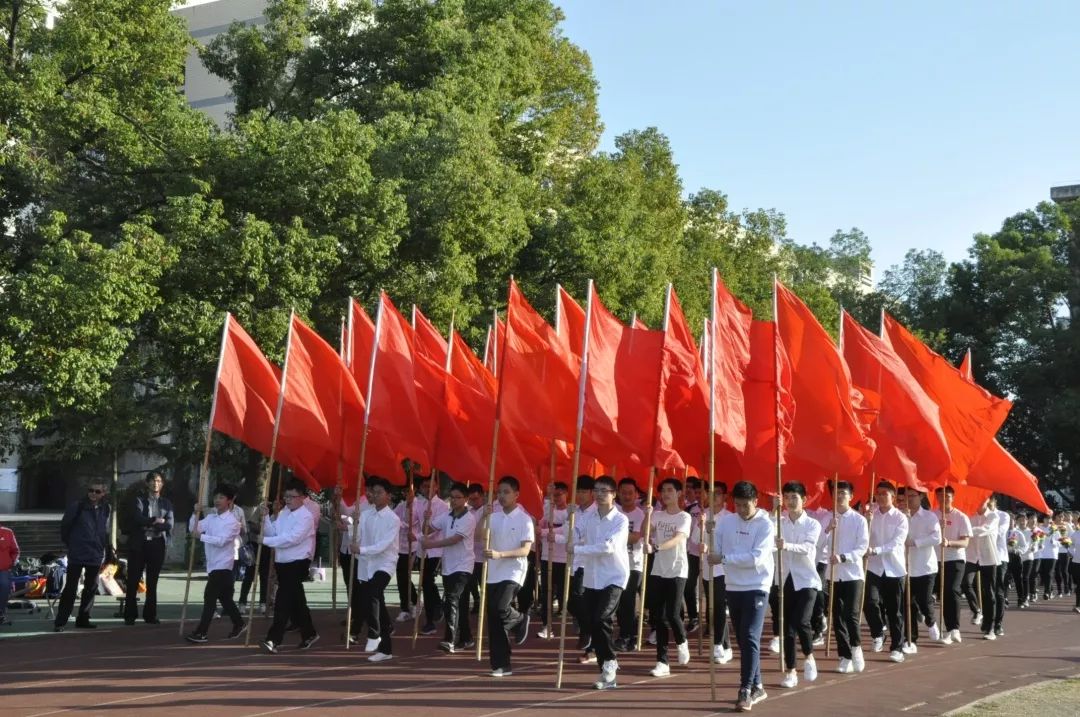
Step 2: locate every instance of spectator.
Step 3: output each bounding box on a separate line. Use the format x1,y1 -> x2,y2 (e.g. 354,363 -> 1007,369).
124,470 -> 175,625
0,519 -> 19,626
55,478 -> 115,631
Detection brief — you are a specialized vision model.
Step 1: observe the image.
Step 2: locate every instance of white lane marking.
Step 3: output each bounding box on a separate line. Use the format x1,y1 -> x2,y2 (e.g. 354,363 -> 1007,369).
901,702 -> 927,711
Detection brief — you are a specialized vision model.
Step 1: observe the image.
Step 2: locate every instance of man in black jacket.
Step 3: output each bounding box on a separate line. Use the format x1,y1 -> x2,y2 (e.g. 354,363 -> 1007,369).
124,471 -> 174,625
55,479 -> 114,631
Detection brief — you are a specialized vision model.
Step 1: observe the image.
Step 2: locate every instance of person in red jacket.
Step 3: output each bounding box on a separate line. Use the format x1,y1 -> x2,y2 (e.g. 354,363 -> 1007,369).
0,521 -> 19,626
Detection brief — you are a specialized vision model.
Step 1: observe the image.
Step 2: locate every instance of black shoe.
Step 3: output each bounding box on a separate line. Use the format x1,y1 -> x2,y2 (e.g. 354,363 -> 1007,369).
227,622 -> 248,639
576,634 -> 592,651
74,620 -> 97,629
144,618 -> 161,625
420,624 -> 438,636
124,619 -> 136,626
686,618 -> 701,633
285,623 -> 300,632
299,634 -> 320,650
994,627 -> 1004,637
512,615 -> 531,646
260,639 -> 278,654
185,633 -> 209,644
54,625 -> 65,633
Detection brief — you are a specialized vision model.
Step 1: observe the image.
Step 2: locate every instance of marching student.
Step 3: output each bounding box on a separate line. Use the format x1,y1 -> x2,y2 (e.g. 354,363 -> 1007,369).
568,475 -> 596,652
1006,513 -> 1030,608
864,481 -> 909,663
536,481 -> 570,639
825,481 -> 869,674
467,484 -> 487,612
393,483 -> 419,623
645,477 -> 692,678
421,482 -> 477,653
775,481 -> 822,689
933,486 -> 972,645
903,487 -> 941,652
993,498 -> 1010,629
969,497 -> 1000,639
713,480 -> 775,712
353,475 -> 400,662
614,478 -> 645,651
415,474 -> 449,636
566,475 -> 630,690
1069,520 -> 1080,613
484,476 -> 535,677
810,501 -> 833,647
1054,512 -> 1071,597
684,477 -> 705,635
707,481 -> 733,665
1021,513 -> 1038,607
185,484 -> 245,643
1034,514 -> 1058,600
259,479 -> 318,654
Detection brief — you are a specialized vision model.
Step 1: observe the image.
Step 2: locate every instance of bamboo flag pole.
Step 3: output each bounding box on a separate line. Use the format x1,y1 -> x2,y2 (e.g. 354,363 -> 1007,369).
344,297 -> 384,650
772,277 -> 786,674
179,312 -> 232,635
545,441 -> 557,638
635,284 -> 673,653
244,310 -> 296,646
825,472 -> 840,657
939,479 -> 947,632
412,465 -> 433,647
905,523 -> 913,649
330,315 -> 348,613
556,279 -> 594,690
476,304 -> 505,661
706,270 -> 718,701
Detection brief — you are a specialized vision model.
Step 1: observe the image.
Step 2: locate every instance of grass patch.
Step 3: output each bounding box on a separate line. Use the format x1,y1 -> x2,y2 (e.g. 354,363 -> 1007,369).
950,678 -> 1080,717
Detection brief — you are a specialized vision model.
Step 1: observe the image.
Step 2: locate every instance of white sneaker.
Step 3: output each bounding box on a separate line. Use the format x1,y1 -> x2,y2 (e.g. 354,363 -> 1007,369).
902,641 -> 918,655
780,669 -> 798,688
368,652 -> 393,662
601,659 -> 618,682
537,626 -> 554,639
650,661 -> 670,677
889,649 -> 905,663
941,632 -> 954,645
837,658 -> 854,674
769,636 -> 780,654
812,633 -> 825,647
984,631 -> 996,641
490,668 -> 512,677
676,641 -> 691,666
928,624 -> 940,642
713,644 -> 732,664
872,636 -> 884,653
952,629 -> 963,644
365,637 -> 380,653
646,630 -> 657,645
723,647 -> 734,664
395,611 -> 412,623
971,611 -> 982,625
803,655 -> 818,682
852,646 -> 865,672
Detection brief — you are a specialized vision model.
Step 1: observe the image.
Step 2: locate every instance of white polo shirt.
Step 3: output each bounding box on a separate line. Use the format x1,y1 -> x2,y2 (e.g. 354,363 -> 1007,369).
935,508 -> 972,562
777,510 -> 822,591
356,504 -> 400,580
432,509 -> 476,576
262,505 -> 317,563
969,510 -> 1000,566
825,507 -> 869,583
618,503 -> 646,573
906,507 -> 941,578
573,507 -> 630,590
867,505 -> 908,578
416,495 -> 450,559
1034,525 -> 1058,560
538,505 -> 570,564
995,510 -> 1011,565
191,510 -> 242,573
486,504 -> 535,585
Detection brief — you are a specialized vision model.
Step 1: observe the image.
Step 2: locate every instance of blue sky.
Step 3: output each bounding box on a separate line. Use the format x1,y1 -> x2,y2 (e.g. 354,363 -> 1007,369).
556,1 -> 1080,276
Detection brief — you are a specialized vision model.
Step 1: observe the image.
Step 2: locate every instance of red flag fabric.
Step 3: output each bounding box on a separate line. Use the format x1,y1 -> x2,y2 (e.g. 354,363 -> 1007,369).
775,282 -> 874,475
710,272 -> 753,454
882,314 -> 1011,482
656,288 -> 710,471
211,314 -> 283,459
499,279 -> 580,442
841,311 -> 951,490
739,320 -> 795,495
957,353 -> 1051,514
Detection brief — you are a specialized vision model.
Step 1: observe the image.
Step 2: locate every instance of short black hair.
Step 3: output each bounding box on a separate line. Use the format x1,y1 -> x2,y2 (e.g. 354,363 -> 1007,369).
553,481 -> 568,492
934,485 -> 955,496
467,483 -> 485,496
686,477 -> 702,489
715,481 -> 729,494
145,470 -> 164,483
285,478 -> 308,495
731,481 -> 758,500
498,475 -> 520,493
875,480 -> 896,494
215,484 -> 237,501
576,475 -> 595,491
594,476 -> 616,492
659,477 -> 683,493
449,481 -> 468,496
835,480 -> 854,494
781,481 -> 806,498
617,477 -> 639,492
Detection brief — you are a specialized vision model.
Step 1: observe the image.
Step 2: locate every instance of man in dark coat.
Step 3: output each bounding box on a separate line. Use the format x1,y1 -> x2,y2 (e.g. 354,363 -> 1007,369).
124,471 -> 174,625
55,478 -> 114,631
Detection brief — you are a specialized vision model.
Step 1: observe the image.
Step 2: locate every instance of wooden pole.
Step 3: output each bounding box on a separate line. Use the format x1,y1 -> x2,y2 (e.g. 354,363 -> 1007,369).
545,442 -> 557,638
412,467 -> 434,647
634,468 -> 656,652
824,474 -> 840,657
475,419 -> 501,660
330,315 -> 347,613
179,313 -> 231,635
772,278 -> 785,674
705,278 -> 717,700
939,484 -> 947,633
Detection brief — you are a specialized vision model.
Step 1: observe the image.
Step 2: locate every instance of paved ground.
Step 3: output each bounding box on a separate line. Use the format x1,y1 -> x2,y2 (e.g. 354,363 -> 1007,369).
2,573 -> 1078,716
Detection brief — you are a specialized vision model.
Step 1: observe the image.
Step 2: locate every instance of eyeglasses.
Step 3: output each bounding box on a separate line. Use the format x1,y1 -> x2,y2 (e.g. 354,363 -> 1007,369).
88,488 -> 105,495
593,488 -> 614,495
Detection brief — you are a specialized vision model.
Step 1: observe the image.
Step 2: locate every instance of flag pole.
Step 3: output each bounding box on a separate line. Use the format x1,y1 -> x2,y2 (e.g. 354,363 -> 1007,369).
825,307 -> 848,657
412,464 -> 434,647
556,279 -> 593,689
244,310 -> 296,646
477,297 -> 507,661
545,441 -> 557,638
330,315 -> 347,614
772,277 -> 787,674
179,312 -> 232,635
345,297 -> 383,649
706,270 -> 718,700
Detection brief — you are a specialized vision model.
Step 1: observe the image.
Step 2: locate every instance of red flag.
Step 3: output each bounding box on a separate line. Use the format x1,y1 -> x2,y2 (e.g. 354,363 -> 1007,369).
841,311 -> 951,490
882,315 -> 1011,482
710,271 -> 753,454
775,282 -> 874,475
211,314 -> 283,459
739,320 -> 795,495
958,353 -> 1051,514
656,288 -> 710,471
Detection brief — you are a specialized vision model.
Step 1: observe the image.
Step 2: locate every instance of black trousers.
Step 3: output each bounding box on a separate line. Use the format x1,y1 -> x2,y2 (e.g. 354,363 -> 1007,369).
538,561 -> 567,625
363,570 -> 393,654
54,563 -> 101,627
617,569 -> 641,640
976,564 -> 998,634
1055,553 -> 1069,594
993,561 -> 1007,629
486,580 -> 523,671
517,553 -> 537,616
337,551 -> 353,594
684,554 -> 702,621
652,575 -> 687,664
908,574 -> 936,642
238,541 -> 270,605
962,561 -> 981,613
265,560 -> 315,645
1006,554 -> 1026,605
421,556 -> 442,624
195,568 -> 243,634
442,571 -> 472,646
1038,557 -> 1055,597
1071,563 -> 1080,607
396,553 -> 417,612
470,561 -> 483,608
125,537 -> 166,621
832,579 -> 862,659
582,585 -> 623,666
811,563 -> 828,636
768,583 -> 780,636
782,576 -> 817,670
942,560 -> 965,631
865,571 -> 903,652
568,566 -> 585,628
711,575 -> 730,648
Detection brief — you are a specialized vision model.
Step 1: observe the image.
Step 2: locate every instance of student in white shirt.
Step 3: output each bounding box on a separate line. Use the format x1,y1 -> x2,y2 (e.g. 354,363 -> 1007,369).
259,479 -> 318,654
614,478 -> 644,651
775,481 -> 822,689
969,498 -> 1000,639
904,487 -> 942,651
185,484 -> 245,643
864,481 -> 909,663
684,476 -> 705,635
713,480 -> 774,713
484,476 -> 535,677
537,481 -> 570,639
1068,520 -> 1080,613
566,475 -> 630,690
349,476 -> 400,661
706,481 -> 733,664
568,475 -> 595,650
646,477 -> 693,677
809,503 -> 833,646
1054,511 -> 1071,597
467,484 -> 487,614
1034,514 -> 1058,600
422,481 -> 477,653
415,473 -> 449,635
334,486 -> 370,596
1005,513 -> 1030,608
825,480 -> 869,674
393,485 -> 419,622
933,486 -> 972,644
1020,513 -> 1037,606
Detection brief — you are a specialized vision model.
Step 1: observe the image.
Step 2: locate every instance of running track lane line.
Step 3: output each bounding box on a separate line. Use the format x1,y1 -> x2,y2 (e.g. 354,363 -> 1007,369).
6,649 -> 256,690
470,672 -> 695,717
